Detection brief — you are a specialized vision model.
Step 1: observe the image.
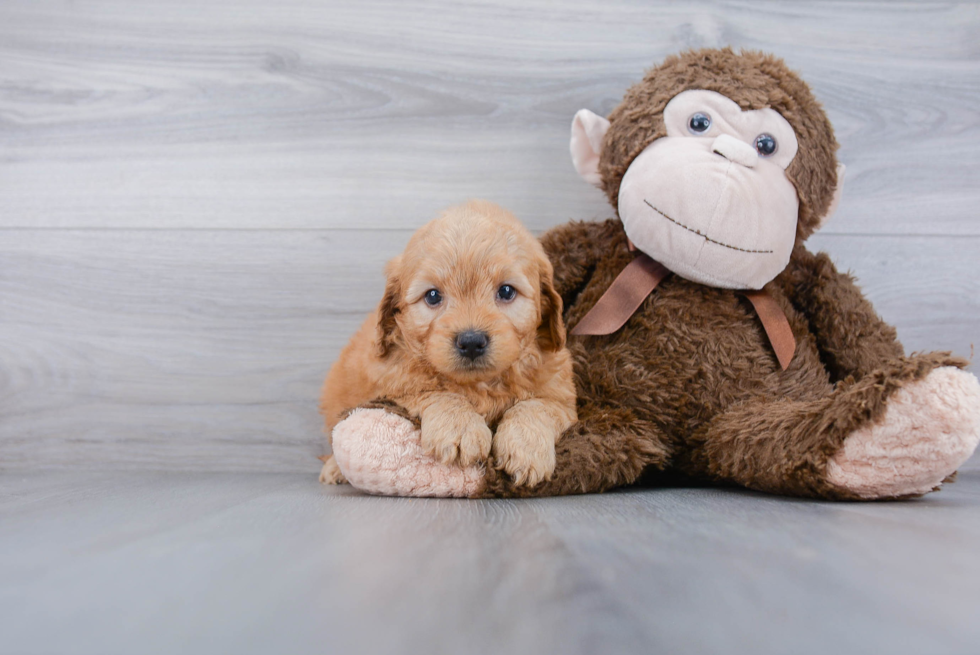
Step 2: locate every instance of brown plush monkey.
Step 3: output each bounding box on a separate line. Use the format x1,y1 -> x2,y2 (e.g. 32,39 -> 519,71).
328,48 -> 980,500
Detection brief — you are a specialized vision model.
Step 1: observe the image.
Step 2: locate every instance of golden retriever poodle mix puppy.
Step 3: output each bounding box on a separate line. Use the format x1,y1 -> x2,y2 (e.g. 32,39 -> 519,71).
319,200 -> 577,488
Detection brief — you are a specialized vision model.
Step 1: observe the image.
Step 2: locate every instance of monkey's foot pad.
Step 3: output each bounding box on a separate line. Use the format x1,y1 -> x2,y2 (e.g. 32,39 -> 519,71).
827,366 -> 980,498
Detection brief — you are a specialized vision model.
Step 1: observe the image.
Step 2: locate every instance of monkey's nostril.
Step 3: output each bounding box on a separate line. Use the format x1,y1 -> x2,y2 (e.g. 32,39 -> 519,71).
455,330 -> 489,361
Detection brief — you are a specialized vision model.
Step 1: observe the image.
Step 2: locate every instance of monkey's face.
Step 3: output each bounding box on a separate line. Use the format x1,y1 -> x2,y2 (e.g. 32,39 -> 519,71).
617,90 -> 800,289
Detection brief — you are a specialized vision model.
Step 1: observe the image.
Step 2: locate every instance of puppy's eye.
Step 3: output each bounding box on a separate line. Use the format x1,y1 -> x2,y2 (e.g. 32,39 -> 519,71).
423,289 -> 442,307
496,285 -> 517,302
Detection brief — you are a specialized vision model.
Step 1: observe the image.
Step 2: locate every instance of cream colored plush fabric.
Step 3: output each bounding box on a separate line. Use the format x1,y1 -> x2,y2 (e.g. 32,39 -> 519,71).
332,408 -> 485,497
827,367 -> 980,498
617,91 -> 801,290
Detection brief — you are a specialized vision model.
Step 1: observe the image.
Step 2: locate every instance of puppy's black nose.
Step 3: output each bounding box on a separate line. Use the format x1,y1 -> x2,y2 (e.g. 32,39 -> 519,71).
455,330 -> 489,360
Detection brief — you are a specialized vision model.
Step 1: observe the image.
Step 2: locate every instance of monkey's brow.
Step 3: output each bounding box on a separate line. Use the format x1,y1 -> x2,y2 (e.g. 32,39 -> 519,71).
643,200 -> 774,254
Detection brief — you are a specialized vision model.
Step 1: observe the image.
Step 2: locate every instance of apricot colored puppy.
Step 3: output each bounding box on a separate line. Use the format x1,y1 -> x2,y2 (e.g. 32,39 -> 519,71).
320,200 -> 577,488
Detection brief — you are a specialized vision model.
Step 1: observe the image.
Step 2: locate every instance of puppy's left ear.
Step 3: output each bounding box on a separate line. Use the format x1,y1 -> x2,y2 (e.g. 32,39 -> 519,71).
537,265 -> 566,352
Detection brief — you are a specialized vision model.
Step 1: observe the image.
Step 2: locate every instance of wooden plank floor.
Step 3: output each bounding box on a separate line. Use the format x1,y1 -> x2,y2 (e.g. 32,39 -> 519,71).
2,470 -> 980,655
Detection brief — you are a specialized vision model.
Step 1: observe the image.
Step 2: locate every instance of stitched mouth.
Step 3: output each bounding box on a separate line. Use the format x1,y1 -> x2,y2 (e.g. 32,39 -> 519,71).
643,199 -> 773,254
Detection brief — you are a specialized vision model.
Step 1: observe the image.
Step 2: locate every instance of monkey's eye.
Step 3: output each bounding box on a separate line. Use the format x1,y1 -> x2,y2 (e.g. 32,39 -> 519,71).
496,285 -> 517,302
423,289 -> 443,307
754,133 -> 777,156
688,112 -> 712,134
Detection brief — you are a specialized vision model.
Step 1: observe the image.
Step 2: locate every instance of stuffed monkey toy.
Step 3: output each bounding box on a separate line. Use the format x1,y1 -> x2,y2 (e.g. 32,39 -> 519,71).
328,48 -> 980,499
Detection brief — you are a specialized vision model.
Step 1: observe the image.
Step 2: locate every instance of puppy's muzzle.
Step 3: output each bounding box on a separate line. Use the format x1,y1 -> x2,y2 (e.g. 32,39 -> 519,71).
455,330 -> 489,361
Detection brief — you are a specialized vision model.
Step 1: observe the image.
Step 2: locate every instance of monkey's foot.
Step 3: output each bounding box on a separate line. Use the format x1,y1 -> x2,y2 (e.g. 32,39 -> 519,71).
331,408 -> 485,497
827,367 -> 980,499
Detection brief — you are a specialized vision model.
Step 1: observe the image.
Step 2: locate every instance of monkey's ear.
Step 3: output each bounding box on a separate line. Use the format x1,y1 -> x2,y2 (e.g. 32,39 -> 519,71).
537,267 -> 566,352
570,109 -> 611,187
377,256 -> 403,358
814,163 -> 846,231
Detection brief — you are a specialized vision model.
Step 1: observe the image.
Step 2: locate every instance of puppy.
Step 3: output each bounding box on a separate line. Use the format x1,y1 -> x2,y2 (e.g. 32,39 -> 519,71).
319,200 -> 577,488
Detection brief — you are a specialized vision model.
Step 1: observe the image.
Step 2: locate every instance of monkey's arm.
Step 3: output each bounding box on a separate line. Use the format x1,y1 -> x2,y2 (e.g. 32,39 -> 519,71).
777,245 -> 904,381
540,218 -> 627,306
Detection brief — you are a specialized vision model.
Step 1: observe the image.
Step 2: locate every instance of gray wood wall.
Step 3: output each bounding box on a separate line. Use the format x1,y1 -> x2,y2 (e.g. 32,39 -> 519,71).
2,0 -> 978,472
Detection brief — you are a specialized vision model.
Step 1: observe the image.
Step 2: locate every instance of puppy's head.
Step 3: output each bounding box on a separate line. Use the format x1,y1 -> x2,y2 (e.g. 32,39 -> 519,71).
378,200 -> 564,382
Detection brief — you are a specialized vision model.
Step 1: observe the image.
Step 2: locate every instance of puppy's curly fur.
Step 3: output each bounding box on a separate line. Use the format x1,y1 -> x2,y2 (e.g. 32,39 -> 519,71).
319,200 -> 577,487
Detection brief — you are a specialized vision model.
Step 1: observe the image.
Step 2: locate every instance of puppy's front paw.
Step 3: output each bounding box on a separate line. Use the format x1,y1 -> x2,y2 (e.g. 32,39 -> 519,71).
421,411 -> 492,467
319,455 -> 348,485
492,418 -> 557,487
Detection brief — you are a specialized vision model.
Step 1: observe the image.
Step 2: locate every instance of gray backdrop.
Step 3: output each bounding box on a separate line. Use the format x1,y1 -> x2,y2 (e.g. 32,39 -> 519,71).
2,0 -> 978,473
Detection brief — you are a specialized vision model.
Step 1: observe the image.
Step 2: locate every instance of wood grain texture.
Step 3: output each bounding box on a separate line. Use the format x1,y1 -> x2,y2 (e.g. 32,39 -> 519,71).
2,470 -> 980,655
1,229 -> 976,471
1,0 -> 978,471
1,0 -> 979,234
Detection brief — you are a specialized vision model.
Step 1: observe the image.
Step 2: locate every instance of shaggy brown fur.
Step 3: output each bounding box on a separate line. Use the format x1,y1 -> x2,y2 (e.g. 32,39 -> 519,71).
320,200 -> 577,488
478,220 -> 964,499
472,49 -> 966,499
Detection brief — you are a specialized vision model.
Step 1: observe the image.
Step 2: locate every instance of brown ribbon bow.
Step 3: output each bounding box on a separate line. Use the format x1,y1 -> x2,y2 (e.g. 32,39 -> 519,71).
570,251 -> 796,371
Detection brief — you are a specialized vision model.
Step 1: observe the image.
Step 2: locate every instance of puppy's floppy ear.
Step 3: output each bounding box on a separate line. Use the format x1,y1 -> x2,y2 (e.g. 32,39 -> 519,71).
537,264 -> 566,352
377,255 -> 403,358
